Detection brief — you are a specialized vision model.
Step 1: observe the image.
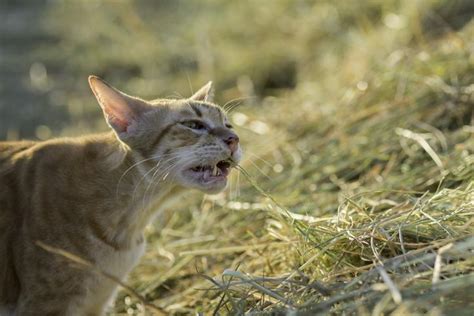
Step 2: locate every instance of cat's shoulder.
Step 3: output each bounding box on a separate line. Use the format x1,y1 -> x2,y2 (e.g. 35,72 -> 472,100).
0,139 -> 37,156
0,133 -> 117,166
0,140 -> 38,170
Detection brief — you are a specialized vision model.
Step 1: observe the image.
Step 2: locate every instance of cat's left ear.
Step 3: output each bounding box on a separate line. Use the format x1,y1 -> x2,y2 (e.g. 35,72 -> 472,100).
190,81 -> 214,102
89,76 -> 148,135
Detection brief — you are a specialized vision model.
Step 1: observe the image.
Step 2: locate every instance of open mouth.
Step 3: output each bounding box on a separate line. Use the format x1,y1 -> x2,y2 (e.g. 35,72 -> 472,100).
188,160 -> 232,182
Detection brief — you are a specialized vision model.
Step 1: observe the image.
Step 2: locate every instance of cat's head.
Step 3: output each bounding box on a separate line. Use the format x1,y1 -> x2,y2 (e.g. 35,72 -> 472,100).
88,76 -> 242,194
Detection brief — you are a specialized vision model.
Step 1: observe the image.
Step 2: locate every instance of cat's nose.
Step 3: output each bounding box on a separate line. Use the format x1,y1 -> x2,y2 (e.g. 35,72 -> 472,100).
211,127 -> 239,154
224,133 -> 239,154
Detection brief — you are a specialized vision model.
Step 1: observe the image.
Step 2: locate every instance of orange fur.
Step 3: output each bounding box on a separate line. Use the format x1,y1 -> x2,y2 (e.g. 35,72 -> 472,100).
0,77 -> 241,315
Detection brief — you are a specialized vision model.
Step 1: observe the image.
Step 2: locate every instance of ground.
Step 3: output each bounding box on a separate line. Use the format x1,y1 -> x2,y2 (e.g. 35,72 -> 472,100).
1,1 -> 473,315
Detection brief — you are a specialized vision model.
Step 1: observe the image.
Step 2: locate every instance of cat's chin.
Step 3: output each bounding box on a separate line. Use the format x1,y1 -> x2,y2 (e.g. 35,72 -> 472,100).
181,175 -> 228,194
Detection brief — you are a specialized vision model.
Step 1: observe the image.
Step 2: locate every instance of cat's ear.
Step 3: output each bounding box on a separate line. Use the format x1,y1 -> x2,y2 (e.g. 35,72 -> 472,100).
190,81 -> 214,102
88,76 -> 146,134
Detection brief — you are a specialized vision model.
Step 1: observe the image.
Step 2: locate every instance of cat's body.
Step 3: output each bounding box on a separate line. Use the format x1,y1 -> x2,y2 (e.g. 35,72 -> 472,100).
0,77 -> 241,315
0,135 -> 148,315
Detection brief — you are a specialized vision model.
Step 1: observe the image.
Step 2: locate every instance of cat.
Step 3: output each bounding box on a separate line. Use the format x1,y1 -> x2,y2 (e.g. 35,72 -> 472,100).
0,76 -> 241,315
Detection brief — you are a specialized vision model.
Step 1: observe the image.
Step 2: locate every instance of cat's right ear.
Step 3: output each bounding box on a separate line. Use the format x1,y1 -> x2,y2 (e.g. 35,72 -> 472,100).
88,76 -> 146,135
190,81 -> 214,102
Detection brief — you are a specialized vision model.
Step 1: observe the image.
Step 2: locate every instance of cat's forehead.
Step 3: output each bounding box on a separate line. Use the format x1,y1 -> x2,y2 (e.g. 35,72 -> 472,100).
177,100 -> 227,123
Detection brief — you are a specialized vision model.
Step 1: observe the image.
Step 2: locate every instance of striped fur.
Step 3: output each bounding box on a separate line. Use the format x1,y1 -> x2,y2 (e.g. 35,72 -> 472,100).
0,77 -> 241,315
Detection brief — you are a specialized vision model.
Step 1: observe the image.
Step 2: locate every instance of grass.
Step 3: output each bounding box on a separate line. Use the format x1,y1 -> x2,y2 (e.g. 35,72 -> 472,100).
118,5 -> 473,314
2,0 -> 473,315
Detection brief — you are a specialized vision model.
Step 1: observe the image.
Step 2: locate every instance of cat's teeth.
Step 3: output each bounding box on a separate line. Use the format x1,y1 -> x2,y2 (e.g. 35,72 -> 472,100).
212,165 -> 218,176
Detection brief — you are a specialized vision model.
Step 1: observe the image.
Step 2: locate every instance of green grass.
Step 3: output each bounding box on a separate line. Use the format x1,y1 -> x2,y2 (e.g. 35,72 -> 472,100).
2,0 -> 473,314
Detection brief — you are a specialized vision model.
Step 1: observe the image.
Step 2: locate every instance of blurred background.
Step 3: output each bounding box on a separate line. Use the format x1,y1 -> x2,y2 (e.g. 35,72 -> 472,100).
2,0 -> 302,139
3,0 -> 471,141
1,0 -> 473,315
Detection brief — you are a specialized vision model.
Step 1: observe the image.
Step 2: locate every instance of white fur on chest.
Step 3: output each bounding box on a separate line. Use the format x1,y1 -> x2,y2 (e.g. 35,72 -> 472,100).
84,241 -> 146,312
101,241 -> 145,278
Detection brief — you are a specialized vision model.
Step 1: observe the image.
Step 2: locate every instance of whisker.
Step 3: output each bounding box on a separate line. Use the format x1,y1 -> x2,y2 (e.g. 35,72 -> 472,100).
141,160 -> 171,208
143,156 -> 198,206
116,155 -> 163,199
168,91 -> 185,99
228,170 -> 234,201
186,72 -> 194,95
133,155 -> 183,203
248,152 -> 274,168
141,157 -> 182,209
232,173 -> 238,201
132,164 -> 162,202
236,168 -> 241,198
222,96 -> 255,113
116,145 -> 198,197
146,155 -> 195,193
224,101 -> 243,114
246,157 -> 271,180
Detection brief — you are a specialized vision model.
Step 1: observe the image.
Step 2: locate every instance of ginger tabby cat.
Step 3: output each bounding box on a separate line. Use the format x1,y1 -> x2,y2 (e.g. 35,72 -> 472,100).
0,76 -> 241,315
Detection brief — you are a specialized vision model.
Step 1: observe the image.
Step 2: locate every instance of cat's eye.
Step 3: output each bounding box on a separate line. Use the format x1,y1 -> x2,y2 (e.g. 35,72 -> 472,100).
182,120 -> 207,131
225,124 -> 233,129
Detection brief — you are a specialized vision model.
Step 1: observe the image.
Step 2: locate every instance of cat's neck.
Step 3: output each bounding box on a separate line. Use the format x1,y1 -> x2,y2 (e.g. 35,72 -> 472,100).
86,132 -> 185,248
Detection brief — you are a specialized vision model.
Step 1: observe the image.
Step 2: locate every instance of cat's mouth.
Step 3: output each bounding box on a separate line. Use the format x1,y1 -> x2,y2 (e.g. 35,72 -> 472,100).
188,160 -> 232,182
180,158 -> 238,193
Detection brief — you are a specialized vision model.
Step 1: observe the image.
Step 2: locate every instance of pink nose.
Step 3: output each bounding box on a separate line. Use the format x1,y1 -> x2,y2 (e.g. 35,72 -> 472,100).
224,134 -> 239,154
211,127 -> 240,154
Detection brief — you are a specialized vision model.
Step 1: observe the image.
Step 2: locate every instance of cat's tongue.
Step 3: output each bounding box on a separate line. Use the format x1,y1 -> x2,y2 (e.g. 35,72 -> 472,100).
203,169 -> 212,181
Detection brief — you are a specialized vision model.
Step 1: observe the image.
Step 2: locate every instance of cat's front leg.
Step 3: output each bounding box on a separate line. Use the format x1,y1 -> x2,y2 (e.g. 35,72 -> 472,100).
15,249 -> 106,316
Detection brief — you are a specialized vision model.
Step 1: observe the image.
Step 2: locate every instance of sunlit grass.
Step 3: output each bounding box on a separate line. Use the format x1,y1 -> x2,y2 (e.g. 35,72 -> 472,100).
2,0 -> 472,314
119,12 -> 473,314
92,1 -> 474,314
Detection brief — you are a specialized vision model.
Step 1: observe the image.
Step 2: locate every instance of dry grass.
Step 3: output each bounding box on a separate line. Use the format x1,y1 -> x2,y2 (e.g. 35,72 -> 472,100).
2,0 -> 472,315
116,7 -> 473,315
